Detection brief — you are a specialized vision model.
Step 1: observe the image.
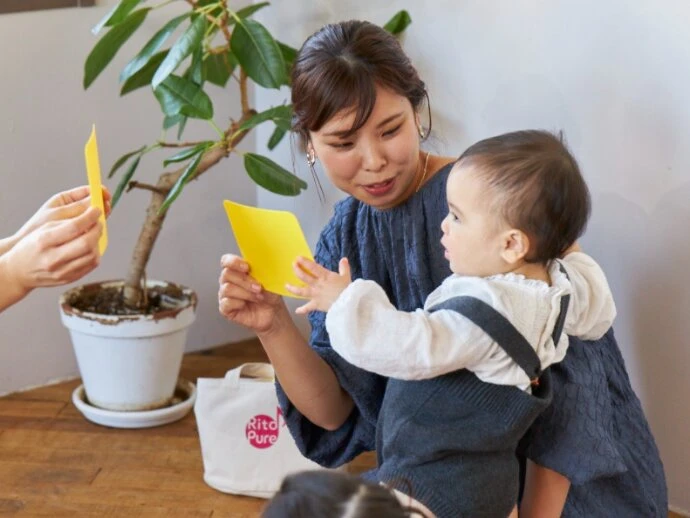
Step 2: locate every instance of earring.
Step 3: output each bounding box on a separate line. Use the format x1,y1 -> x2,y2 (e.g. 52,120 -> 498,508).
418,123 -> 426,139
306,148 -> 316,167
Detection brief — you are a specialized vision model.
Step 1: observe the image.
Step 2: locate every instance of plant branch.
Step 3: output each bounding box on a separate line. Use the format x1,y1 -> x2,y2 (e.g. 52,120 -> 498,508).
208,44 -> 230,55
127,182 -> 167,195
158,140 -> 209,148
123,109 -> 257,308
218,1 -> 231,43
240,68 -> 249,115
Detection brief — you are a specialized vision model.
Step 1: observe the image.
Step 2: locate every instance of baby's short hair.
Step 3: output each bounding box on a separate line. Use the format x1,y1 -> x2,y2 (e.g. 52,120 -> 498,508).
262,470 -> 425,518
457,130 -> 591,263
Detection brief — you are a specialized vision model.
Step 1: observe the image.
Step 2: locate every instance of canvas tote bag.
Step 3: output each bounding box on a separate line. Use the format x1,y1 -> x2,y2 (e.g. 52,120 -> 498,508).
194,362 -> 326,498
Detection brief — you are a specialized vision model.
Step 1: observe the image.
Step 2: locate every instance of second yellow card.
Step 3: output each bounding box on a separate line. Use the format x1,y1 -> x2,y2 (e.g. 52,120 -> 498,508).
223,201 -> 314,298
84,125 -> 108,255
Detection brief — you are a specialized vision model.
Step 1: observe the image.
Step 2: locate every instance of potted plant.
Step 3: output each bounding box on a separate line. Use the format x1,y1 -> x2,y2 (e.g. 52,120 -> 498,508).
59,1 -> 411,418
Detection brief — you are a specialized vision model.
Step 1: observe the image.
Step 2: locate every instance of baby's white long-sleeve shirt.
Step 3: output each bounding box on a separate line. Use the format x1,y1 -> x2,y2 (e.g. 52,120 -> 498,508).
325,252 -> 616,390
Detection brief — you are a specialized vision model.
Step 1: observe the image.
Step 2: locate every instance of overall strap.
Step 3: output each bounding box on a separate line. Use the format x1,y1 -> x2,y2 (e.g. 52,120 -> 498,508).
429,296 -> 542,382
551,260 -> 571,347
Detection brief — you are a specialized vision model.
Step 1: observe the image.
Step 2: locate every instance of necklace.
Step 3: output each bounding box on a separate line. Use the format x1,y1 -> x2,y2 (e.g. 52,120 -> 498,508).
415,151 -> 431,193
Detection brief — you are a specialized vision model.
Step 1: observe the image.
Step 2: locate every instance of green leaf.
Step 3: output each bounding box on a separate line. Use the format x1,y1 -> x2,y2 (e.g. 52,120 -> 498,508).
162,114 -> 188,137
231,2 -> 270,23
244,153 -> 307,196
231,18 -> 287,89
163,113 -> 182,130
267,126 -> 286,150
163,141 -> 214,167
120,14 -> 188,84
112,155 -> 142,208
84,8 -> 150,89
238,104 -> 292,133
177,116 -> 188,139
277,41 -> 297,69
204,49 -> 238,87
185,47 -> 204,85
108,145 -> 146,178
152,15 -> 207,89
159,151 -> 205,213
195,0 -> 223,17
120,50 -> 167,95
153,74 -> 213,120
383,10 -> 412,35
277,41 -> 297,82
91,0 -> 142,35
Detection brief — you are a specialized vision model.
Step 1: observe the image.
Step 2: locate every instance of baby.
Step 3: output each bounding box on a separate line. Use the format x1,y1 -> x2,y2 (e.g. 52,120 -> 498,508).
262,470 -> 429,518
287,130 -> 616,517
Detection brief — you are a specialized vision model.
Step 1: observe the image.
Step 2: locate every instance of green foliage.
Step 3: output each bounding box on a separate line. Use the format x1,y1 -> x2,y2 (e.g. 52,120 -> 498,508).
383,10 -> 412,35
83,2 -> 411,211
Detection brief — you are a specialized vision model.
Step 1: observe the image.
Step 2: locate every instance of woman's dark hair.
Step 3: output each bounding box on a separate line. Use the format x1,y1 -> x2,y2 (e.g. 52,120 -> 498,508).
457,130 -> 591,263
261,470 -> 427,518
291,20 -> 429,141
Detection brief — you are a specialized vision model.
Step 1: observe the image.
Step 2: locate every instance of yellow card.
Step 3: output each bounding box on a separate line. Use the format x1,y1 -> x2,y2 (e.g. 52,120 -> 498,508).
84,125 -> 108,255
223,201 -> 314,298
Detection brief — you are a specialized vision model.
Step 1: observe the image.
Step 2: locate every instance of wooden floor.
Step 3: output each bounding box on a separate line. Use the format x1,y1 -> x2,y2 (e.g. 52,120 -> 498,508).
0,338 -> 374,517
0,338 -> 682,518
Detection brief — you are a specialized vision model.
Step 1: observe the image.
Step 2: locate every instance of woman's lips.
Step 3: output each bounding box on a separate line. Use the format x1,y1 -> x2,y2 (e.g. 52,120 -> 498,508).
362,178 -> 395,196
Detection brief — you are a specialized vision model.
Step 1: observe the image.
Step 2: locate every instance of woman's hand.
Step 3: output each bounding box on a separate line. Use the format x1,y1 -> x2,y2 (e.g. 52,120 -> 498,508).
0,206 -> 104,311
13,185 -> 111,244
218,254 -> 287,335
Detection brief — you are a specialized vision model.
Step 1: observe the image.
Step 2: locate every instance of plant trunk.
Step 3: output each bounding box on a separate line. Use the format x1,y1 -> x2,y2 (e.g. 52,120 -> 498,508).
123,113 -> 256,309
123,146 -> 229,308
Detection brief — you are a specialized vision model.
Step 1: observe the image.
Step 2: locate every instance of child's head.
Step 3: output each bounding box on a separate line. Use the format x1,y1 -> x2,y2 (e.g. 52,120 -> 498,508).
262,470 -> 425,518
441,130 -> 590,276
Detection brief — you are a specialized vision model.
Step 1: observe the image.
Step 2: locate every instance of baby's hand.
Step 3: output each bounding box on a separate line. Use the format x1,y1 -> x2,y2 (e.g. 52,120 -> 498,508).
286,257 -> 351,314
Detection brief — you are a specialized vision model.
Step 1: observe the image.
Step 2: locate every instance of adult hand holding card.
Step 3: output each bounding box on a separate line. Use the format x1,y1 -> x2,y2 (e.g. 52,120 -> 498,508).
223,201 -> 313,298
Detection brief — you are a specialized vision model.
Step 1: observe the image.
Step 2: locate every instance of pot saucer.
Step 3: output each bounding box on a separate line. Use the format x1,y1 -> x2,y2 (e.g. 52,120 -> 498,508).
72,378 -> 196,429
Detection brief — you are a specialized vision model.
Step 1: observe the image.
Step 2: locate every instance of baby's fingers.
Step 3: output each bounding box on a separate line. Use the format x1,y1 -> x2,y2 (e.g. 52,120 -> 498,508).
294,299 -> 317,315
285,283 -> 312,299
294,256 -> 330,277
338,257 -> 351,280
292,261 -> 319,284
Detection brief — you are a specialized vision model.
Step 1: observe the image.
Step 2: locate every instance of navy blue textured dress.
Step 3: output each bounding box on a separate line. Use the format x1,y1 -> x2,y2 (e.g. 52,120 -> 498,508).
275,163 -> 667,516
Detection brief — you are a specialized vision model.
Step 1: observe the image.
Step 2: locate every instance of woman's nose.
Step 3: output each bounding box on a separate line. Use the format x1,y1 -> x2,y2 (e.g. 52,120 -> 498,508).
362,141 -> 386,172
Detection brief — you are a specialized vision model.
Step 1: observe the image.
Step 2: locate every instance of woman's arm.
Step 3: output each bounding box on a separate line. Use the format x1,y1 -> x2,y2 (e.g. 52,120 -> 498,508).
218,254 -> 354,430
0,235 -> 19,257
0,206 -> 102,312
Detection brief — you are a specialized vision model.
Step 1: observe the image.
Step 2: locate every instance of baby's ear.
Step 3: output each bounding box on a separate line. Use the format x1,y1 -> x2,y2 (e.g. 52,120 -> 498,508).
500,229 -> 530,264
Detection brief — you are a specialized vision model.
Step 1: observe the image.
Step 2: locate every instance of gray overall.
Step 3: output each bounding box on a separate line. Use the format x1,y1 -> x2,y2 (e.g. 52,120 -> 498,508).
369,288 -> 570,518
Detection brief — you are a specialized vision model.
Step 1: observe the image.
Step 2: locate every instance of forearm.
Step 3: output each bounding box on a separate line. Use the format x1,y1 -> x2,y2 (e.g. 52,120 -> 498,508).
328,281 -> 482,380
0,254 -> 30,312
258,310 -> 354,431
0,234 -> 18,257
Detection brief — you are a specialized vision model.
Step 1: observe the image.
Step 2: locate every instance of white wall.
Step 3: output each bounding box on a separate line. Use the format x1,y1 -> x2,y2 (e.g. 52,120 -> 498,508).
0,2 -> 256,394
254,0 -> 690,512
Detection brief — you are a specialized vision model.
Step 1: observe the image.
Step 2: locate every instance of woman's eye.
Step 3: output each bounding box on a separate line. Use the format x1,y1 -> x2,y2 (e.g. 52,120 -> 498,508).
383,124 -> 402,137
450,212 -> 459,222
329,142 -> 353,149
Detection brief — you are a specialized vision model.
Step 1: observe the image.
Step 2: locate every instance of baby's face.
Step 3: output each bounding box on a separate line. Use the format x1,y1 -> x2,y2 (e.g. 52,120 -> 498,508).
440,164 -> 508,277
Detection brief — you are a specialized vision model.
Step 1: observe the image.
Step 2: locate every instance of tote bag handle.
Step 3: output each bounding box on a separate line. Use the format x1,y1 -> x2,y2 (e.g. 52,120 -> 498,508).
223,362 -> 275,390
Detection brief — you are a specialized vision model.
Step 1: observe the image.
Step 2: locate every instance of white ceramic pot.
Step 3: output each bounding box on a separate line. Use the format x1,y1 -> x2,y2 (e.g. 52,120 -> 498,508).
59,280 -> 197,412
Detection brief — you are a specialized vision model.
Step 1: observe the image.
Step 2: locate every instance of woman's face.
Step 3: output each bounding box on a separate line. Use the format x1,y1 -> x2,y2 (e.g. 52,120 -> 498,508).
308,85 -> 421,209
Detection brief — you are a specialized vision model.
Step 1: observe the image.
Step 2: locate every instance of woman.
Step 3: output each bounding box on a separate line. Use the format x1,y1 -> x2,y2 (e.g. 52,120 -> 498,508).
218,20 -> 666,517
